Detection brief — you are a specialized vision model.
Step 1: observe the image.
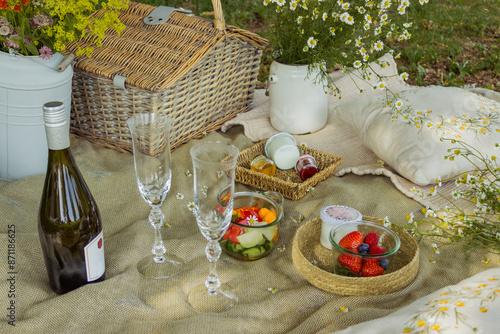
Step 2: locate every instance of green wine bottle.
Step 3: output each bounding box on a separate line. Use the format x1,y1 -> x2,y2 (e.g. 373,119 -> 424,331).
38,101 -> 105,294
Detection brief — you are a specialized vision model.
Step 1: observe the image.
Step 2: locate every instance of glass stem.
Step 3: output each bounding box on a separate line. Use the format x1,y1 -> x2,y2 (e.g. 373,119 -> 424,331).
205,240 -> 222,295
149,206 -> 166,263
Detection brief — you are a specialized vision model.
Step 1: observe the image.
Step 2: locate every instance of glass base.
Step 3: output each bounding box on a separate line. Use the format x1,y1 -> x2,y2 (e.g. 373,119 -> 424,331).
188,284 -> 238,313
137,254 -> 184,279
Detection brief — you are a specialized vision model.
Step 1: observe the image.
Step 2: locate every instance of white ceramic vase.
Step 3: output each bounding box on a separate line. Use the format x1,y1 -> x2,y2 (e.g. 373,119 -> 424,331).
0,51 -> 73,180
268,61 -> 328,134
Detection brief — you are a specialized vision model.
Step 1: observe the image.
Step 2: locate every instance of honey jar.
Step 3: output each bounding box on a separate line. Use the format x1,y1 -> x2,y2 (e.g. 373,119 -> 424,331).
250,154 -> 276,176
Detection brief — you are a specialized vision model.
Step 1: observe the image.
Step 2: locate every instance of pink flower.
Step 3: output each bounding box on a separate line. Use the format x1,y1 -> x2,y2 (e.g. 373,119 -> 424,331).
0,25 -> 11,36
30,14 -> 53,29
6,35 -> 20,49
39,46 -> 53,60
24,34 -> 32,45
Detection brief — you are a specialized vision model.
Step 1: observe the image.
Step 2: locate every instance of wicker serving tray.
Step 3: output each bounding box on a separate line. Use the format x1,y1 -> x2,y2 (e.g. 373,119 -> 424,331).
236,140 -> 343,200
292,216 -> 419,295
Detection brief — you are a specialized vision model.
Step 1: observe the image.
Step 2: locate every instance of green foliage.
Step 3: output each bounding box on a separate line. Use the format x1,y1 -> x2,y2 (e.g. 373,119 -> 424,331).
136,0 -> 499,89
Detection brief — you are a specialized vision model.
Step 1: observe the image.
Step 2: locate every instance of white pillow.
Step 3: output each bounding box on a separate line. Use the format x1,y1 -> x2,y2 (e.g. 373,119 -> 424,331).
334,267 -> 500,334
330,86 -> 500,185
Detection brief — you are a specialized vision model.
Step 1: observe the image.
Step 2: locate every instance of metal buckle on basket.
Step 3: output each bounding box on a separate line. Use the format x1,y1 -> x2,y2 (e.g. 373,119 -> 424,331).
143,6 -> 193,25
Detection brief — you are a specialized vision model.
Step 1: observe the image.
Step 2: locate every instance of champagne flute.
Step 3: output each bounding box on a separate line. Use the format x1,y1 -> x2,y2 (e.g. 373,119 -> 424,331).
188,141 -> 239,313
127,113 -> 183,279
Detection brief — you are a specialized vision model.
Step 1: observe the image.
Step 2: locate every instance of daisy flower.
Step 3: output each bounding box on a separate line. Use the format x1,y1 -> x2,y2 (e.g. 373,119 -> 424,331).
245,215 -> 259,225
290,0 -> 298,10
176,193 -> 184,200
373,40 -> 384,51
375,81 -> 387,90
451,191 -> 463,200
381,0 -> 391,9
436,177 -> 442,187
353,60 -> 362,68
400,72 -> 409,81
307,37 -> 317,48
340,12 -> 354,25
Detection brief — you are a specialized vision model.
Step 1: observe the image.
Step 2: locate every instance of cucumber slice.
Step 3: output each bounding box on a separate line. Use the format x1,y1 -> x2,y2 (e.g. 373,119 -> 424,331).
242,246 -> 265,259
237,230 -> 265,248
261,227 -> 277,241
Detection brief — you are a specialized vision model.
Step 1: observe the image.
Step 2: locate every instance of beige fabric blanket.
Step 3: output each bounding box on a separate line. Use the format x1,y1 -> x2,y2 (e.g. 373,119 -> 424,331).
1,128 -> 500,333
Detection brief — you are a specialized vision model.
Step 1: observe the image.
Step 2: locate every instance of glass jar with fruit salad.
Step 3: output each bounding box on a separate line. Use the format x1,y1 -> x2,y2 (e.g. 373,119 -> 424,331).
329,221 -> 400,277
220,192 -> 282,261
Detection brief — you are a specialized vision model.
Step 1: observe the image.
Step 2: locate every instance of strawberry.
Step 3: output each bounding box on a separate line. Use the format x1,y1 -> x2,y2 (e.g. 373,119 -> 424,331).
364,232 -> 379,246
361,259 -> 385,277
338,231 -> 363,251
369,245 -> 386,255
337,253 -> 362,275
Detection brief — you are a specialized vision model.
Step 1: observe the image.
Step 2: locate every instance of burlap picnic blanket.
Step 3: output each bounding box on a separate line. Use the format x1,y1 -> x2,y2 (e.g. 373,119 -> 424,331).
1,126 -> 499,333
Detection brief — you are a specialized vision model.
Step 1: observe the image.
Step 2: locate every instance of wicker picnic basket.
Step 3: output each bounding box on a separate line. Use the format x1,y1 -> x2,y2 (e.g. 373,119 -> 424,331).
62,1 -> 267,153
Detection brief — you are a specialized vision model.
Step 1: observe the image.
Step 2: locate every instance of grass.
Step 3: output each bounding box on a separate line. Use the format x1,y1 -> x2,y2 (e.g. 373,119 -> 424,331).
136,0 -> 500,91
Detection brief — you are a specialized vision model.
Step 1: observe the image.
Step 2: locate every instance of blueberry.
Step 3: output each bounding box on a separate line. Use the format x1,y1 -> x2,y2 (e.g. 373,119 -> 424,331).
379,258 -> 389,270
358,243 -> 370,254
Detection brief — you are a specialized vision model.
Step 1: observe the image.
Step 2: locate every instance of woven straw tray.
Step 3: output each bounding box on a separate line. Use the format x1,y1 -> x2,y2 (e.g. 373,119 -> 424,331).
292,216 -> 419,295
236,140 -> 343,200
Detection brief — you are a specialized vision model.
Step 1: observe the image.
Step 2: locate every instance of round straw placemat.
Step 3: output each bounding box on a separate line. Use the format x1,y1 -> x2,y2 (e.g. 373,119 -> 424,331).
292,216 -> 419,295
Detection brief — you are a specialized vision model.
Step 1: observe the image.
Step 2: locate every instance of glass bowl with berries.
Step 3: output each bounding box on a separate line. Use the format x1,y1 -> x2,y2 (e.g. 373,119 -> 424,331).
220,192 -> 283,261
329,221 -> 401,277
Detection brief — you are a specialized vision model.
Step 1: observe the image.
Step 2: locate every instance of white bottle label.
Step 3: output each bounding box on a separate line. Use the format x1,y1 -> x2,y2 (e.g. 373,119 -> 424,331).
84,231 -> 105,281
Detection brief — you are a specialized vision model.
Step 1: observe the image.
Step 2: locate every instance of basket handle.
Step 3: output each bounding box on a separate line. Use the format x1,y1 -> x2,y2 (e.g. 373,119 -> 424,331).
211,0 -> 225,31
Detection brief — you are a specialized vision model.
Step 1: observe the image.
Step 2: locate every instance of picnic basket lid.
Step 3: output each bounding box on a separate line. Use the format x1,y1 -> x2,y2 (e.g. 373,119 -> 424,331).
63,1 -> 268,92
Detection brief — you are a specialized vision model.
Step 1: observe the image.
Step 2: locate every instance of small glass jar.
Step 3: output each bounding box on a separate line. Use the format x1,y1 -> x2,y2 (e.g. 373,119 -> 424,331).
320,205 -> 362,249
264,132 -> 300,170
295,154 -> 319,181
250,154 -> 276,176
264,191 -> 284,216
